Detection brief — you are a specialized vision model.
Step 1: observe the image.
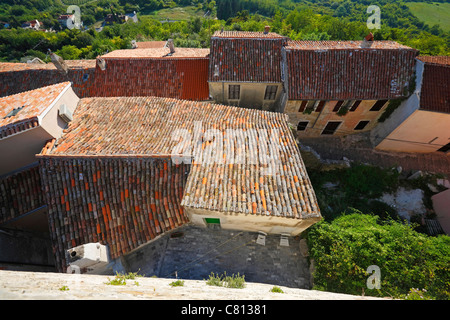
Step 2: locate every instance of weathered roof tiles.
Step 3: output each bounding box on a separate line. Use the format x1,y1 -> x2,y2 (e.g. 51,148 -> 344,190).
0,82 -> 71,138
41,96 -> 320,220
285,40 -> 418,100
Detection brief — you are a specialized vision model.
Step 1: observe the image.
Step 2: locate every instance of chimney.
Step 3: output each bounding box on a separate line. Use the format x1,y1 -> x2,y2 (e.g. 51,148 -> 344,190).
365,32 -> 374,41
167,39 -> 175,54
264,25 -> 270,34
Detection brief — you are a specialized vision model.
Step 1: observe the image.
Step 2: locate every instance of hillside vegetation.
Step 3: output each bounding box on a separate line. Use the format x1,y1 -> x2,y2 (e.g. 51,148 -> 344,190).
406,1 -> 450,32
0,0 -> 449,62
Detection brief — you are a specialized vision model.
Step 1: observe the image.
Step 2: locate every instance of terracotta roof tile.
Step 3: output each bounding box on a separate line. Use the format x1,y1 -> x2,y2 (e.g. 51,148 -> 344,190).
212,30 -> 286,39
41,96 -> 320,220
286,40 -> 413,50
135,41 -> 167,49
286,40 -> 418,100
93,57 -> 209,100
0,82 -> 71,138
101,48 -> 210,59
0,62 -> 96,98
418,56 -> 450,113
39,156 -> 189,272
209,32 -> 287,82
0,165 -> 45,224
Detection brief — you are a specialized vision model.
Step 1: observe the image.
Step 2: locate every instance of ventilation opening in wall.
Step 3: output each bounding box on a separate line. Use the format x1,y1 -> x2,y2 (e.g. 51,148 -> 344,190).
58,104 -> 73,123
204,218 -> 221,230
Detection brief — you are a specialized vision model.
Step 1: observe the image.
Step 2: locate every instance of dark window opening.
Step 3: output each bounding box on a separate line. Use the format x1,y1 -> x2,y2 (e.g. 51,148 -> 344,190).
354,120 -> 370,130
321,121 -> 341,135
264,85 -> 278,100
350,100 -> 362,111
298,101 -> 308,112
370,100 -> 388,111
229,85 -> 240,100
315,100 -> 326,112
437,142 -> 450,153
333,101 -> 344,112
297,121 -> 309,131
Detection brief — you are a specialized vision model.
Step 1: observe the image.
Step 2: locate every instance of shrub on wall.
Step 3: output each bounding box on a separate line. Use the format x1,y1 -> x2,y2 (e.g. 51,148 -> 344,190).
307,211 -> 450,300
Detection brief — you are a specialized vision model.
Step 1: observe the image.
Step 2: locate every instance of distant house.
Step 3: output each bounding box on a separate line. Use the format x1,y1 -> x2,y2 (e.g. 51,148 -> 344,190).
208,28 -> 289,112
57,14 -> 74,29
104,13 -> 128,25
125,11 -> 138,23
22,20 -> 41,30
372,56 -> 450,153
0,21 -> 9,28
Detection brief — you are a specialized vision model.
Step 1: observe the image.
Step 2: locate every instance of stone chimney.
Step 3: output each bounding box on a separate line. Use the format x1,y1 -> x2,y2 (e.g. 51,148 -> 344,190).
264,25 -> 270,34
167,39 -> 175,54
365,32 -> 374,41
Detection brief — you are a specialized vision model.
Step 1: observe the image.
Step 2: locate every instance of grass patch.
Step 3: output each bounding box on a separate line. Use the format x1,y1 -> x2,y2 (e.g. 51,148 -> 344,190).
142,6 -> 205,21
105,271 -> 144,286
406,2 -> 450,32
206,272 -> 246,289
270,286 -> 284,293
169,280 -> 185,287
58,285 -> 69,291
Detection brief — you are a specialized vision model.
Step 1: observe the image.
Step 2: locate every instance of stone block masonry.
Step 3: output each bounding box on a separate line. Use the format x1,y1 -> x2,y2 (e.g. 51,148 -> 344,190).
121,225 -> 311,289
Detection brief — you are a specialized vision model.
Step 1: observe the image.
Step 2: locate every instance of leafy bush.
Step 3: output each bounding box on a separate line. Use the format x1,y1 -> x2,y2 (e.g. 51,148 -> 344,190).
307,211 -> 450,300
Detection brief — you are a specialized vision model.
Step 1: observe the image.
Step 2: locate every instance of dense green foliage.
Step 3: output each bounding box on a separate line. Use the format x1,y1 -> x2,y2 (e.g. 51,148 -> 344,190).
0,0 -> 449,62
307,212 -> 450,299
308,164 -> 402,221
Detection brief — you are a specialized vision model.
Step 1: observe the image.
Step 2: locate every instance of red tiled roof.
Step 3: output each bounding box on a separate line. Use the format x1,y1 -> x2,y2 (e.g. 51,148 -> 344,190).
42,96 -> 320,218
0,82 -> 71,138
0,165 -> 45,225
209,31 -> 287,83
286,40 -> 413,50
286,40 -> 418,100
93,56 -> 209,100
212,30 -> 286,39
0,61 -> 96,98
135,41 -> 167,49
417,55 -> 450,66
39,156 -> 190,272
418,56 -> 450,113
38,95 -> 320,271
101,47 -> 210,59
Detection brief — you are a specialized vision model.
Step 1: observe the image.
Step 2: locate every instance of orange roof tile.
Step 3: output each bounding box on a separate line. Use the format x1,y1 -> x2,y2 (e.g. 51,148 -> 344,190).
101,48 -> 210,59
41,96 -> 321,220
0,82 -> 71,138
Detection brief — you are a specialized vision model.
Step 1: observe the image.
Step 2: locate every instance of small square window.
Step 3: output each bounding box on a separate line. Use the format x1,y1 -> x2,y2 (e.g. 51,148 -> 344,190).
204,217 -> 221,230
264,85 -> 278,100
354,120 -> 370,130
370,100 -> 388,111
229,85 -> 240,100
297,121 -> 309,131
321,121 -> 341,135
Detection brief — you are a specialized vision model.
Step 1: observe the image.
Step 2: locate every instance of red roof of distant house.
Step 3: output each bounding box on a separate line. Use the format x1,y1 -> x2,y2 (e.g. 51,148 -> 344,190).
418,56 -> 450,113
135,41 -> 167,49
286,40 -> 418,100
209,30 -> 287,83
